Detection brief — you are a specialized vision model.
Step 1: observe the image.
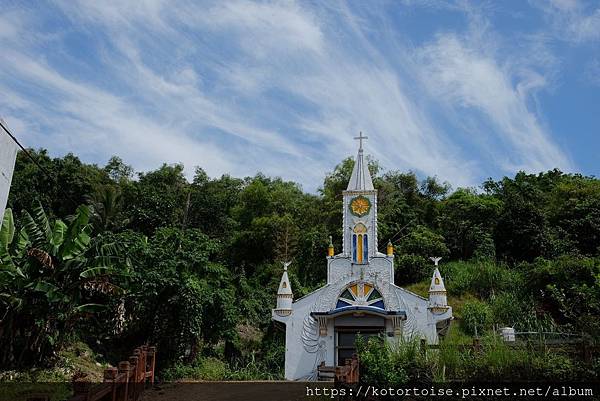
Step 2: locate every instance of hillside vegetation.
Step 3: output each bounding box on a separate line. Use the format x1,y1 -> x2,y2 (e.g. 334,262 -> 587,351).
1,149 -> 599,381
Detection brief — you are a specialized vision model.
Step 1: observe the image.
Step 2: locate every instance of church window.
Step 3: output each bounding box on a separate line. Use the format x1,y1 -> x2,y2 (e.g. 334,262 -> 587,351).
352,224 -> 369,264
357,234 -> 364,263
282,282 -> 287,288
367,288 -> 382,302
435,278 -> 440,285
340,289 -> 354,300
353,223 -> 367,233
335,282 -> 384,310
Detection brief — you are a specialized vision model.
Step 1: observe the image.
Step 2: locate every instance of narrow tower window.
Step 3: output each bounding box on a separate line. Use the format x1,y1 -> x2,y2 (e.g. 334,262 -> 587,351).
353,223 -> 368,264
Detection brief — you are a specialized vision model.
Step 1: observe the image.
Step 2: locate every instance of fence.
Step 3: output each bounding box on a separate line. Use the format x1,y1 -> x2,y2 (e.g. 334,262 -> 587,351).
317,354 -> 359,384
318,336 -> 599,384
422,336 -> 600,364
69,345 -> 156,401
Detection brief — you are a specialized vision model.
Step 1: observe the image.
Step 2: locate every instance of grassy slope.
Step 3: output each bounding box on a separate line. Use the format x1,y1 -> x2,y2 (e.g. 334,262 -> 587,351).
0,341 -> 110,383
406,280 -> 477,344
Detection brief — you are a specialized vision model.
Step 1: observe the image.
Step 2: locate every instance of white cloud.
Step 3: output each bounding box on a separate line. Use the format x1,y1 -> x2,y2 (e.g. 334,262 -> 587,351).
584,58 -> 600,86
196,0 -> 325,56
417,33 -> 571,173
540,0 -> 600,43
0,0 -> 575,192
0,48 -> 233,177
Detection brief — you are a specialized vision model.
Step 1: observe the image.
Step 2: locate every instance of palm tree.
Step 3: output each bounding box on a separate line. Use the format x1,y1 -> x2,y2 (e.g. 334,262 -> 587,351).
86,185 -> 129,232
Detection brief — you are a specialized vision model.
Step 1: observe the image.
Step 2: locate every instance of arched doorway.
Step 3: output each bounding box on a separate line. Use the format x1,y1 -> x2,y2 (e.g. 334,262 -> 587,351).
335,283 -> 385,365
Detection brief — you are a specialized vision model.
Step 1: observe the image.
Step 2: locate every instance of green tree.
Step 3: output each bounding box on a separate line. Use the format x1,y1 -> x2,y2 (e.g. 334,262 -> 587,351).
123,164 -> 188,235
8,150 -> 109,219
523,256 -> 600,334
439,188 -> 501,260
546,176 -> 600,256
398,225 -> 449,258
124,227 -> 238,364
104,156 -> 134,183
86,185 -> 129,233
187,170 -> 243,240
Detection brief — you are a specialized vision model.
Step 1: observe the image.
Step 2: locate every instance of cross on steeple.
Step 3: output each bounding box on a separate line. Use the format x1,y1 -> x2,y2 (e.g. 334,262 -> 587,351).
354,132 -> 368,151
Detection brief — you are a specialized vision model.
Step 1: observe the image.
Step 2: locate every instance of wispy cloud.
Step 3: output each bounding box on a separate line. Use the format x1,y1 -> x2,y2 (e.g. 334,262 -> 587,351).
538,0 -> 600,43
417,33 -> 571,173
0,0 -> 584,191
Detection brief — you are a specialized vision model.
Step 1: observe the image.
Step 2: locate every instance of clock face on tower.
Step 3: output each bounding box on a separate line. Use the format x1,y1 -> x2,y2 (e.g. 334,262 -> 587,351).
349,195 -> 371,217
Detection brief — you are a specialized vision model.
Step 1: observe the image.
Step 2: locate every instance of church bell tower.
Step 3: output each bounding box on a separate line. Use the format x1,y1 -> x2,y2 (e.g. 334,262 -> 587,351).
342,133 -> 378,263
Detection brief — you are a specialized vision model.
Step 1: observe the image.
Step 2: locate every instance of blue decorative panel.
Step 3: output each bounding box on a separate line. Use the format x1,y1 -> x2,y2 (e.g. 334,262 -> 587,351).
336,300 -> 351,309
370,300 -> 385,309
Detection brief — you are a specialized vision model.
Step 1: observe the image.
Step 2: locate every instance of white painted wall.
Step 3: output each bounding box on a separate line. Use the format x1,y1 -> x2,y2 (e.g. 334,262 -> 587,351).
0,131 -> 18,224
273,254 -> 453,380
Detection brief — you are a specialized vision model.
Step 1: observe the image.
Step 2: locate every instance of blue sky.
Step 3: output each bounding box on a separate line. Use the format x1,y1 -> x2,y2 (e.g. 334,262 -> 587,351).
1,0 -> 599,192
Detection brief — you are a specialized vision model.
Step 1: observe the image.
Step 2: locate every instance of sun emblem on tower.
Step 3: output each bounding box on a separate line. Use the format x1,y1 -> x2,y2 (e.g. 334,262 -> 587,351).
349,195 -> 371,217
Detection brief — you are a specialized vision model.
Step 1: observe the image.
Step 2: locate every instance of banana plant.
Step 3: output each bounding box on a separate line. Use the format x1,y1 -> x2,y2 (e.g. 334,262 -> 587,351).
0,203 -> 130,368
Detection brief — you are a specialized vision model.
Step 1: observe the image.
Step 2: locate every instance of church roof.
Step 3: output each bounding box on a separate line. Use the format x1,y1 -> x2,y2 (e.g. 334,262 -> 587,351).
346,134 -> 374,191
311,306 -> 406,319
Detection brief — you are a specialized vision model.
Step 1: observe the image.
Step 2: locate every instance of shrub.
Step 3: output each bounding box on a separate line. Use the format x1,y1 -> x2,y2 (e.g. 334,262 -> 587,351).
489,292 -> 525,328
356,336 -> 432,386
437,335 -> 593,381
461,300 -> 492,336
522,256 -> 600,334
162,357 -> 227,381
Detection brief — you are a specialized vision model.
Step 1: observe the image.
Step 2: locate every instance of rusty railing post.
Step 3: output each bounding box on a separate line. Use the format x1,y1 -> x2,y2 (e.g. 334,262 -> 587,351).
148,346 -> 157,386
129,355 -> 139,401
72,373 -> 92,401
118,361 -> 130,401
103,367 -> 118,401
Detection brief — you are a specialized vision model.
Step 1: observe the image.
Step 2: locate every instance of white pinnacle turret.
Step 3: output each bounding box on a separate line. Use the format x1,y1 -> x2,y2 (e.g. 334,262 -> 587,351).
275,261 -> 293,316
428,257 -> 448,312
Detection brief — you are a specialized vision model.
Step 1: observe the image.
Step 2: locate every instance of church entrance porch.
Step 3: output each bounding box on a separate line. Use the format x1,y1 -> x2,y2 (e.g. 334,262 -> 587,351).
336,327 -> 382,365
311,307 -> 406,382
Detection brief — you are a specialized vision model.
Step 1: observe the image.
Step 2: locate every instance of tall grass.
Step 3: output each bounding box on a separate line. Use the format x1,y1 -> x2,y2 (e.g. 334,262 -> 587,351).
443,260 -> 523,299
356,333 -> 597,384
161,355 -> 283,381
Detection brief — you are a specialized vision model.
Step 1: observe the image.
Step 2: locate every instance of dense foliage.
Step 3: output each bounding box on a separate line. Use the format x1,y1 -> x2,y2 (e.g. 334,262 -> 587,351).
2,149 -> 600,380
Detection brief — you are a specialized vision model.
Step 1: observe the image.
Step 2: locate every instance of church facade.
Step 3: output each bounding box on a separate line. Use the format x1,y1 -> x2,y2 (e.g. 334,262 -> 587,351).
272,136 -> 452,381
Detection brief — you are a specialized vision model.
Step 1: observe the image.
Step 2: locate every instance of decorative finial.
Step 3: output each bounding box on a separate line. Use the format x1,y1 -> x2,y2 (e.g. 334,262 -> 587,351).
387,240 -> 394,257
327,236 -> 334,257
430,257 -> 442,266
353,131 -> 368,151
282,261 -> 292,271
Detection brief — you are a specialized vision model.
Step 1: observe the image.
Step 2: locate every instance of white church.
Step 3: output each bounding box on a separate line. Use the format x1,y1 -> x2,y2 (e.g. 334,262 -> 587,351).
272,134 -> 452,381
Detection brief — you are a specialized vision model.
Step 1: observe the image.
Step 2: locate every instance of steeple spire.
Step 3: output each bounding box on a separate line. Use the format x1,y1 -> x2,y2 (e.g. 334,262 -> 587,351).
275,261 -> 293,316
428,257 -> 448,312
347,132 -> 374,191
